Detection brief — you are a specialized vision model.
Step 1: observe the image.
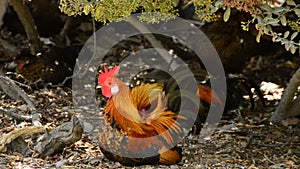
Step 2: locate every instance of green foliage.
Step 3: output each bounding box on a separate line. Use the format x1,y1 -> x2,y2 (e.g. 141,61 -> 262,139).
288,18 -> 300,32
192,0 -> 300,54
223,0 -> 261,14
59,0 -> 87,16
59,0 -> 178,24
138,12 -> 177,23
59,0 -> 300,53
240,1 -> 300,54
192,0 -> 224,21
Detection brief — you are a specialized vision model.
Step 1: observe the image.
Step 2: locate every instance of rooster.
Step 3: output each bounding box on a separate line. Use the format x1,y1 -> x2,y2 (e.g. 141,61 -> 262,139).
97,65 -> 222,166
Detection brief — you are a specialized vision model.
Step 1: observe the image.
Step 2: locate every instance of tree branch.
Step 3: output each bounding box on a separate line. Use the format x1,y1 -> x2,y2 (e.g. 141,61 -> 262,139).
8,0 -> 42,54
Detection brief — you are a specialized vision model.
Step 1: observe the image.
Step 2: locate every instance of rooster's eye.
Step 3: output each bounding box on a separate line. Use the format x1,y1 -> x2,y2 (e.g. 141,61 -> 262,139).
106,81 -> 112,86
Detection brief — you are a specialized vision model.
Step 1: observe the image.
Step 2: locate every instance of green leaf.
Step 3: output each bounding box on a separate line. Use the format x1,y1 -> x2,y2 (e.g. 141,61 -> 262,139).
286,0 -> 296,6
290,44 -> 296,54
291,32 -> 298,40
280,15 -> 287,26
83,5 -> 92,15
284,31 -> 290,39
265,18 -> 280,26
256,31 -> 262,43
215,0 -> 224,7
223,7 -> 231,22
272,36 -> 277,42
260,4 -> 272,12
275,38 -> 282,42
272,7 -> 287,14
294,9 -> 300,17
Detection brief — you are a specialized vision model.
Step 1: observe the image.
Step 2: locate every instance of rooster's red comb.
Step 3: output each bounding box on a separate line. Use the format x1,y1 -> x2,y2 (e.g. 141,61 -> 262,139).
98,65 -> 120,85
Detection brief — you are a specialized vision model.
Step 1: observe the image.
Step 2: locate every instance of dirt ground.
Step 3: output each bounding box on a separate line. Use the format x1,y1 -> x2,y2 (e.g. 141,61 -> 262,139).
0,47 -> 299,169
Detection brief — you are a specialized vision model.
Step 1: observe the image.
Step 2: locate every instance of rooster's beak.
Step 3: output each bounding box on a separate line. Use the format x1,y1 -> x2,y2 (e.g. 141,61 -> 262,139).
96,85 -> 102,89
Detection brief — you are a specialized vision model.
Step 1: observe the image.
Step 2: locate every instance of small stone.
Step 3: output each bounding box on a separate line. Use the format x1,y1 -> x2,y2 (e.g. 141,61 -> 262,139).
18,104 -> 28,111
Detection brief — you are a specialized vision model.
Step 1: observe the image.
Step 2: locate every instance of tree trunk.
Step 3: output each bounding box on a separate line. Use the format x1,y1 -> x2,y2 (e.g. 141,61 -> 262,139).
8,0 -> 41,54
269,67 -> 300,122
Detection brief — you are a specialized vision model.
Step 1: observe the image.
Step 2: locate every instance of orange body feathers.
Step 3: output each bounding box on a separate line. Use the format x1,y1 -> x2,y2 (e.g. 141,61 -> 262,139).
97,65 -> 185,166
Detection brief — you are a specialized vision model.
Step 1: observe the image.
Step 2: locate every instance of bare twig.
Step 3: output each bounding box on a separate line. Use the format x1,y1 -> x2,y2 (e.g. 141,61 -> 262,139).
0,126 -> 46,153
59,17 -> 74,38
257,150 -> 277,165
256,142 -> 289,147
0,74 -> 36,110
0,107 -> 32,121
